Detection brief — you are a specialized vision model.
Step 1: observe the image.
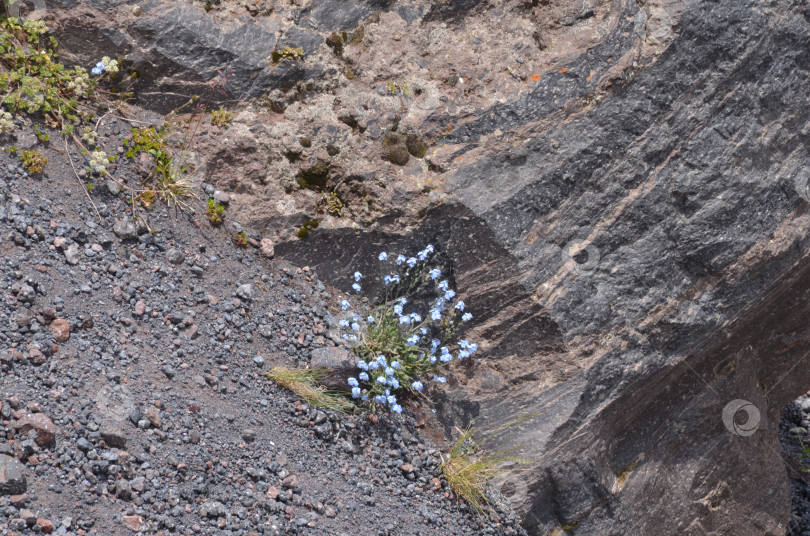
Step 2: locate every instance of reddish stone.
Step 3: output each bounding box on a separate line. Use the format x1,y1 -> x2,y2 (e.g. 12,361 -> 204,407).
260,238 -> 274,258
122,515 -> 145,531
49,318 -> 70,342
12,414 -> 58,447
10,494 -> 28,507
37,518 -> 54,533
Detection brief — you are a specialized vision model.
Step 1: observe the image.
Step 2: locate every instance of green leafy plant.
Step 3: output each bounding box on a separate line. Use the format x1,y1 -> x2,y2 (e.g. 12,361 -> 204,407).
124,126 -> 197,207
266,367 -> 354,413
296,218 -> 319,239
270,46 -> 304,64
320,191 -> 343,216
0,18 -> 106,135
20,149 -> 47,173
207,198 -> 225,225
441,417 -> 532,516
233,231 -> 247,246
32,123 -> 49,143
335,246 -> 477,413
210,106 -> 232,127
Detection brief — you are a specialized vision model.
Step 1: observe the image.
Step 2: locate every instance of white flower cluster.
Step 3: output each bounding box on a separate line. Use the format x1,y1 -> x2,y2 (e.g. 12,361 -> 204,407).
0,111 -> 14,135
89,150 -> 108,174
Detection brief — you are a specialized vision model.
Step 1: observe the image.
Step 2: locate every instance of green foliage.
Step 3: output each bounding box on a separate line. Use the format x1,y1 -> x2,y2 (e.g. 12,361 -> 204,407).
0,110 -> 12,134
0,18 -> 102,134
32,123 -> 49,142
124,126 -> 196,207
266,367 -> 354,413
386,79 -> 411,96
233,231 -> 247,246
296,218 -> 319,239
210,106 -> 232,127
80,125 -> 97,146
124,126 -> 166,159
207,198 -> 225,225
20,149 -> 46,173
270,46 -> 304,64
320,191 -> 343,216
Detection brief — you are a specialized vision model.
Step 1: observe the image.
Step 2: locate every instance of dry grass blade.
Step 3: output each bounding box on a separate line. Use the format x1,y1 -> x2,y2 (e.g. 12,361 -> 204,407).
266,367 -> 354,413
441,417 -> 534,516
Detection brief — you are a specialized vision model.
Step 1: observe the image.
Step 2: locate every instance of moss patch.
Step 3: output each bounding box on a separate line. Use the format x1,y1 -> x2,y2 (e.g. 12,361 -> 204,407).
350,24 -> 365,45
406,134 -> 427,158
297,160 -> 330,190
381,132 -> 411,166
325,32 -> 344,56
271,46 -> 304,64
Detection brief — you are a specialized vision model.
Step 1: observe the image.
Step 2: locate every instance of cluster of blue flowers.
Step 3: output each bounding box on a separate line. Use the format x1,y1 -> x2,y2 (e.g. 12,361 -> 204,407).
336,245 -> 480,415
90,56 -> 119,76
347,355 -> 405,412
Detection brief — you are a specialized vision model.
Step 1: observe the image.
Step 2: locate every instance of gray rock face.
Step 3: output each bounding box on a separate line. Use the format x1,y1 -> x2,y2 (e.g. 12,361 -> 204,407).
274,0 -> 810,535
0,454 -> 27,496
41,0 -> 810,533
46,0 -> 327,112
309,346 -> 356,390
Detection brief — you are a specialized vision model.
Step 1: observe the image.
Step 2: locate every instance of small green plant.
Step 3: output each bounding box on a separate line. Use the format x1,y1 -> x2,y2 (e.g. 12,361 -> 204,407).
32,123 -> 49,143
386,80 -> 412,96
0,110 -> 13,134
233,231 -> 247,246
296,218 -> 319,239
88,150 -> 109,174
335,246 -> 478,414
136,190 -> 155,209
20,149 -> 47,173
270,46 -> 304,64
441,418 -> 531,516
124,126 -> 166,158
0,18 -> 109,135
124,126 -> 196,207
207,198 -> 225,225
80,125 -> 98,146
266,367 -> 354,413
210,106 -> 232,127
320,191 -> 343,216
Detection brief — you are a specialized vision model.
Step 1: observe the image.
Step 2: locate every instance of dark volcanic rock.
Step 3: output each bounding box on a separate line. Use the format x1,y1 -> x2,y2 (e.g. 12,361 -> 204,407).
310,346 -> 356,390
0,455 -> 27,496
275,0 -> 810,534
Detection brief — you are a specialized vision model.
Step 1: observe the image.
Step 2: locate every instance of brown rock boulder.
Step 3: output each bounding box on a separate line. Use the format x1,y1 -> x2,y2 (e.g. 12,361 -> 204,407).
49,318 -> 70,342
12,414 -> 58,447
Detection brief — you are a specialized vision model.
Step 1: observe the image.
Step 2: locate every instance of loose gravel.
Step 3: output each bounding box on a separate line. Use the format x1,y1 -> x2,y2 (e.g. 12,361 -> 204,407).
0,124 -> 527,536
